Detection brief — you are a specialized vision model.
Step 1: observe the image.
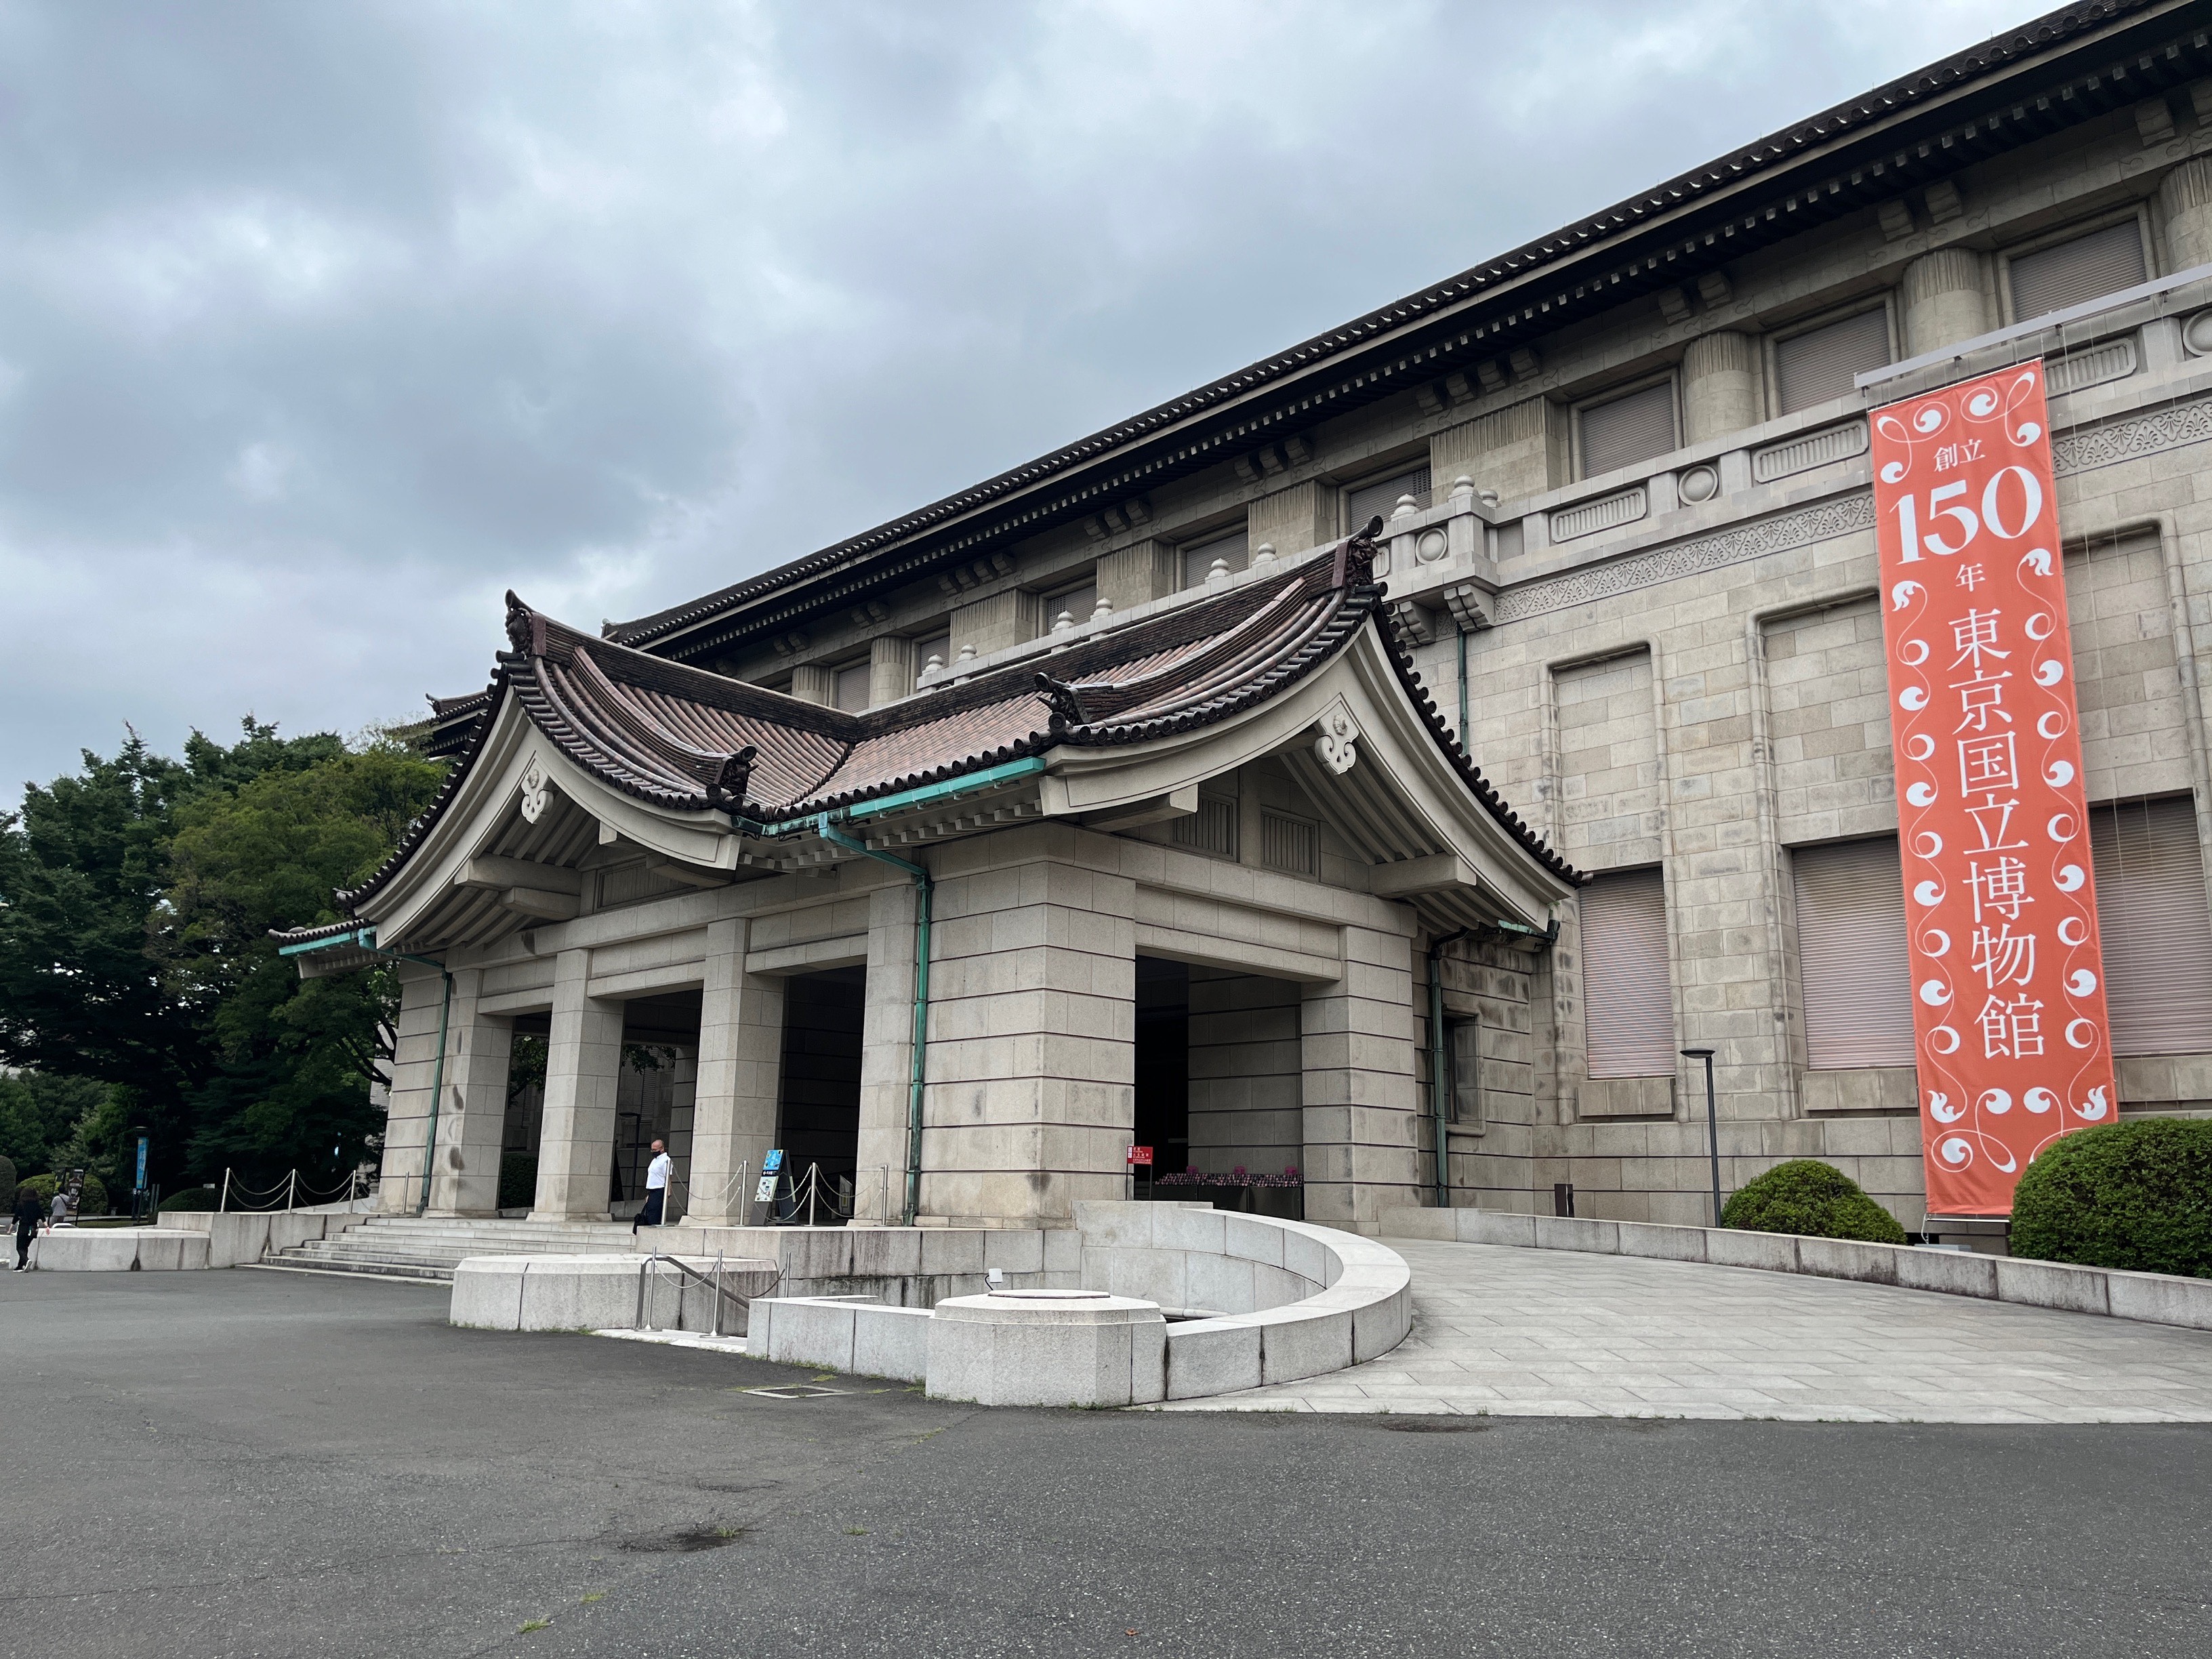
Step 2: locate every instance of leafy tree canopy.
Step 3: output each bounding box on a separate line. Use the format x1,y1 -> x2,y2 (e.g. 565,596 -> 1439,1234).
0,720 -> 444,1194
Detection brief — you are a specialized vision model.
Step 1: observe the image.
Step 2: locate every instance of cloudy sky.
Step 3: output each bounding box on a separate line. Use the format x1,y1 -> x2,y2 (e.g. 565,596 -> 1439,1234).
1,0 -> 2031,800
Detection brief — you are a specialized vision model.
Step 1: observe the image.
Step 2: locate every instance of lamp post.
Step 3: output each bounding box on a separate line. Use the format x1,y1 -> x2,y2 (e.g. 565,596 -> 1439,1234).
1681,1048 -> 1722,1227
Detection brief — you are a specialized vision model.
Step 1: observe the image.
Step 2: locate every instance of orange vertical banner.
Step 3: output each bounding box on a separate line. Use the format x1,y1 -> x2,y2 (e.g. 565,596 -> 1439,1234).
1871,361 -> 2116,1217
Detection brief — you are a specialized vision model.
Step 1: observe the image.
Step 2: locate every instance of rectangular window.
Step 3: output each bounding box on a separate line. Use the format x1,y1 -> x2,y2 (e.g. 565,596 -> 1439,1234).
2007,220 -> 2148,323
2091,797 -> 2212,1057
1343,465 -> 1431,536
1774,308 -> 1891,415
1172,792 -> 1240,859
1580,866 -> 1675,1078
833,663 -> 870,713
1261,812 -> 1318,877
1792,836 -> 1916,1069
1578,381 -> 1677,479
914,632 -> 949,686
1040,583 -> 1097,635
1181,529 -> 1249,589
1449,1017 -> 1483,1130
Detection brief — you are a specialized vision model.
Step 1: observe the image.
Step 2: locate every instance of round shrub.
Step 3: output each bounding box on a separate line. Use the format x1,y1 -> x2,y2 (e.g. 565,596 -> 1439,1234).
159,1186 -> 220,1213
1721,1159 -> 1906,1244
18,1172 -> 110,1216
2011,1118 -> 2212,1278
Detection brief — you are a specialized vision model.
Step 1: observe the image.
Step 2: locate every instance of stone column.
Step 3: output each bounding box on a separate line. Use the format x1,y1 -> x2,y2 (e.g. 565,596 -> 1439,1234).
2160,156 -> 2212,274
663,1047 -> 697,1224
426,968 -> 512,1217
1431,398 -> 1551,505
379,962 -> 448,1214
923,825 -> 1136,1227
1901,248 -> 1992,357
1681,331 -> 1757,444
1095,539 -> 1178,613
867,634 -> 916,708
682,918 -> 785,1226
1248,484 -> 1330,559
951,589 -> 1040,660
790,664 -> 836,706
529,949 -> 625,1221
1300,918 -> 1421,1227
853,878 -> 921,1224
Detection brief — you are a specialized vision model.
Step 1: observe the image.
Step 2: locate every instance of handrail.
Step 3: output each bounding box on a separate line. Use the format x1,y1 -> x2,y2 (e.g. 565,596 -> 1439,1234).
636,1251 -> 758,1338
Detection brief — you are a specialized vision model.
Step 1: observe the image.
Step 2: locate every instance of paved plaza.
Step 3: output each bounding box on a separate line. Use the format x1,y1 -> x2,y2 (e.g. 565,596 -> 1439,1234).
1166,1239 -> 2212,1422
5,1267 -> 2211,1658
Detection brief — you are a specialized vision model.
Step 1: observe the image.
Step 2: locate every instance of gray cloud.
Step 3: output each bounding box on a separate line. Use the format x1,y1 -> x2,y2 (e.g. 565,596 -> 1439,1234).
0,0 -> 2018,798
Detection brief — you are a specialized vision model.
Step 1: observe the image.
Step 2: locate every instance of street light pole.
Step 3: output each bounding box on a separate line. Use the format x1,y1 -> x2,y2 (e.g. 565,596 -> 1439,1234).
1681,1048 -> 1721,1227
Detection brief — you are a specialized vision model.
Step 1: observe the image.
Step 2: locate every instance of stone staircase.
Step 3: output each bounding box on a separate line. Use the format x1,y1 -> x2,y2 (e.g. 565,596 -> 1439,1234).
260,1215 -> 647,1284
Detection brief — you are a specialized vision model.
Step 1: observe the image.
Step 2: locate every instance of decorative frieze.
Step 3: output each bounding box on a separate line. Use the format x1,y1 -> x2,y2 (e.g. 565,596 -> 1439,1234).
2048,390 -> 2212,475
2045,335 -> 2138,397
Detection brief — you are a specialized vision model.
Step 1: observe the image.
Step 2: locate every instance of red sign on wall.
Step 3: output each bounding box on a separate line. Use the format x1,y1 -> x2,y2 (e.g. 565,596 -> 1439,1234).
1126,1145 -> 1153,1167
1871,361 -> 2116,1216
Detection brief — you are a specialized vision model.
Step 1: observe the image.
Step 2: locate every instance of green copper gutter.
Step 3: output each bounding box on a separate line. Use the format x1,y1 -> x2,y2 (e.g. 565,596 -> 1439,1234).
279,925 -> 452,1214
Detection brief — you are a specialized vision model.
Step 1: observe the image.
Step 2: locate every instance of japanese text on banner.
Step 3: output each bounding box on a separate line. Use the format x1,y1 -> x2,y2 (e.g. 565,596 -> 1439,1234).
1870,360 -> 2115,1216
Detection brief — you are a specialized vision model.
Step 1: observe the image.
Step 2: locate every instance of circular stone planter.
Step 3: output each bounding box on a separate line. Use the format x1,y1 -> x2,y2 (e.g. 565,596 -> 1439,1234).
926,1288 -> 1168,1407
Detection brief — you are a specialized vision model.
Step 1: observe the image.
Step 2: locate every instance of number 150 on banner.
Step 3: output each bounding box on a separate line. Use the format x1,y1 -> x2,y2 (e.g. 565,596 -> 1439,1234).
1870,361 -> 2116,1218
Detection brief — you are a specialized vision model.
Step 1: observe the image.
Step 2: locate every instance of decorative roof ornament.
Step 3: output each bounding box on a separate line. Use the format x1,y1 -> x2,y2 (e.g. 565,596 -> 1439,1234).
704,744 -> 758,813
518,755 -> 551,823
504,591 -> 539,657
1315,704 -> 1360,775
1035,672 -> 1085,734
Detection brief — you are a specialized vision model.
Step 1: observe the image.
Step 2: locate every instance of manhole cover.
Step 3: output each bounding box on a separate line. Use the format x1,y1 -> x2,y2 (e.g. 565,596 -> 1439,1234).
741,1385 -> 848,1399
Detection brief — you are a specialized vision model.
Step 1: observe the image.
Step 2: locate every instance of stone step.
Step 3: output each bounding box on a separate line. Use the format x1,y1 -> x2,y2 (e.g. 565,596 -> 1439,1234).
256,1254 -> 455,1284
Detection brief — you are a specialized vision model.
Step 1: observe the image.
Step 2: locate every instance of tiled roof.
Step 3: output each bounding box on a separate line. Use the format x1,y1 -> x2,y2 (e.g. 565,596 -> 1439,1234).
326,534 -> 1577,916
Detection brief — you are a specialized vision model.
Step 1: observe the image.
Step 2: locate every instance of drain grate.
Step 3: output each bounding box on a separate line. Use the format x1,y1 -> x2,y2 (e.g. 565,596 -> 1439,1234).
741,1385 -> 848,1400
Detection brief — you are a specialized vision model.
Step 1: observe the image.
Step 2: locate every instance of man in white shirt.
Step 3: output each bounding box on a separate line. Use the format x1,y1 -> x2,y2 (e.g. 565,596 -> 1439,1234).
634,1139 -> 672,1233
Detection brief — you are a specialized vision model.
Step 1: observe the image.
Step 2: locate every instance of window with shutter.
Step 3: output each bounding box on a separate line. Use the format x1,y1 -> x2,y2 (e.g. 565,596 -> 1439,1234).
1578,381 -> 1677,479
1792,836 -> 1916,1069
2090,797 -> 2212,1057
833,663 -> 870,713
1775,308 -> 1892,415
1343,466 -> 1431,535
1040,583 -> 1096,635
1181,529 -> 1249,589
1449,1018 -> 1483,1129
914,632 -> 949,685
2007,221 -> 2148,322
1580,867 -> 1675,1078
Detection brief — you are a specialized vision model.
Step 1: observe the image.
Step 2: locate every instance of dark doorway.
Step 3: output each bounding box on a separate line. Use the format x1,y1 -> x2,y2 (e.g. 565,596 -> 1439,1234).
776,968 -> 865,1202
1134,956 -> 1190,1176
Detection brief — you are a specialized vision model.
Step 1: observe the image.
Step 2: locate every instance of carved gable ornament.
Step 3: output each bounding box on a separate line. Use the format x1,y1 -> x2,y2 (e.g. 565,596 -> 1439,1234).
1315,703 -> 1361,775
518,756 -> 552,823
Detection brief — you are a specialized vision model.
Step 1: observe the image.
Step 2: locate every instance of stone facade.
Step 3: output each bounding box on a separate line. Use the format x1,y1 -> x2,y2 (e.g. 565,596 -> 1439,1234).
343,12 -> 2212,1237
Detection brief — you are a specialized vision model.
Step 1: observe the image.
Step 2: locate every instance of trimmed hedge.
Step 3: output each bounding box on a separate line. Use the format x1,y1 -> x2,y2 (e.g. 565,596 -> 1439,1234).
159,1186 -> 221,1213
17,1172 -> 110,1216
2011,1118 -> 2212,1278
1720,1159 -> 1906,1244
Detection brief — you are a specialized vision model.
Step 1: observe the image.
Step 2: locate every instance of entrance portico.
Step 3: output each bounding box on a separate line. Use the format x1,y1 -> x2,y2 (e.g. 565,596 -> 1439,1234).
283,531 -> 1579,1231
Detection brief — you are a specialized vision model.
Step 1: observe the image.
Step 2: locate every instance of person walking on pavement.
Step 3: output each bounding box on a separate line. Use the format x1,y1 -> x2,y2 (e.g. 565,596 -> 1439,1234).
14,1185 -> 43,1270
634,1139 -> 672,1233
50,1190 -> 70,1229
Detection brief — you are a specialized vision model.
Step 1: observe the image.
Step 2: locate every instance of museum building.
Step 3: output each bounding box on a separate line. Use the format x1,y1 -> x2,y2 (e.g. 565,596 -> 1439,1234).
282,1 -> 2212,1234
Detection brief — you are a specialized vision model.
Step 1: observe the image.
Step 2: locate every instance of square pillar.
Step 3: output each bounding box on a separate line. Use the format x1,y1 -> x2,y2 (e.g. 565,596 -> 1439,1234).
663,1047 -> 697,1224
854,880 -> 920,1225
1300,918 -> 1421,1228
681,918 -> 784,1227
924,828 -> 1136,1227
378,963 -> 448,1214
426,968 -> 512,1217
530,949 -> 625,1221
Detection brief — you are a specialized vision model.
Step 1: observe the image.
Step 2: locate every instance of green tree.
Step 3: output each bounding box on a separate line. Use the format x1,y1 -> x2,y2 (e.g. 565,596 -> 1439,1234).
0,1070 -> 114,1176
0,720 -> 442,1193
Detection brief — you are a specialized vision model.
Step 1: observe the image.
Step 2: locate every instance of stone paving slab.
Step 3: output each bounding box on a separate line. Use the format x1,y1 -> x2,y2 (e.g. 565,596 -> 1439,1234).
1154,1240 -> 2212,1422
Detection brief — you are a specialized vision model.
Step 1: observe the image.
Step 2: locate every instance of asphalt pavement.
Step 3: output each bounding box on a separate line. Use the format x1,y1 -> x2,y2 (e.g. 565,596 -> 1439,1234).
2,1267 -> 2207,1658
